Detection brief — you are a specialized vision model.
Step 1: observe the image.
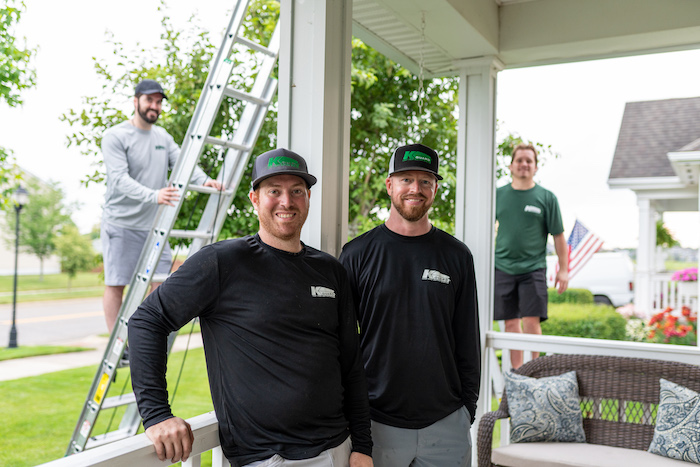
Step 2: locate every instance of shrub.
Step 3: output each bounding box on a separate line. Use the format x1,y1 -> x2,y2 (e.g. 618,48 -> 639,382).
541,303 -> 627,341
547,288 -> 594,304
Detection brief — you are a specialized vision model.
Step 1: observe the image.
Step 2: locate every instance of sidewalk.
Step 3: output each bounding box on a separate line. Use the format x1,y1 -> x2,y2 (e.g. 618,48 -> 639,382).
0,332 -> 204,382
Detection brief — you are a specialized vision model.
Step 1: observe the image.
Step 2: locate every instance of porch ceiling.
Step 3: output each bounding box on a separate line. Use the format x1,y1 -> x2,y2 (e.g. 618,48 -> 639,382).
352,0 -> 700,76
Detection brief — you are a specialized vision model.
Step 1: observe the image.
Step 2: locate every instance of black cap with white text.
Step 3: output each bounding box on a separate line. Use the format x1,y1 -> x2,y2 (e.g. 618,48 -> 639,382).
388,143 -> 442,180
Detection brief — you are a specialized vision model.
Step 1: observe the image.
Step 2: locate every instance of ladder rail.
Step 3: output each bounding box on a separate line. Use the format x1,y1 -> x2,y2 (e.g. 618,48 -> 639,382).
189,24 -> 281,255
67,0 -> 282,454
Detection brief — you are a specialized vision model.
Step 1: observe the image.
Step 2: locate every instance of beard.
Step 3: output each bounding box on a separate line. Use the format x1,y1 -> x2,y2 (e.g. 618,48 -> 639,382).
257,208 -> 308,242
391,193 -> 432,222
137,101 -> 160,124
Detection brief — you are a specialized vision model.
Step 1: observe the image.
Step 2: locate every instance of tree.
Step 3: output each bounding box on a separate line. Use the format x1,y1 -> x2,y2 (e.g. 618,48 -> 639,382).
0,0 -> 36,210
656,219 -> 679,248
54,224 -> 95,289
2,179 -> 72,279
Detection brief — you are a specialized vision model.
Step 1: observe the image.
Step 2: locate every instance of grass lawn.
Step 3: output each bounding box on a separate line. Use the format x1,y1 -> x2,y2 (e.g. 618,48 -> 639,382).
0,345 -> 92,362
0,347 -> 213,467
0,272 -> 104,304
664,260 -> 697,272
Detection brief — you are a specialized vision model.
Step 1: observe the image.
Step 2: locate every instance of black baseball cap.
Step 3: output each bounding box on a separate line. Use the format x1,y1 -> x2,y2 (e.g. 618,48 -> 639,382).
388,143 -> 442,180
251,148 -> 317,190
134,79 -> 167,99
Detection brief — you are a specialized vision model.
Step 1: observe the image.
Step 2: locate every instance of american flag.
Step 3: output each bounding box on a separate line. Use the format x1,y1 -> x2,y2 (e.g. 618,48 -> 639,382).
565,219 -> 604,280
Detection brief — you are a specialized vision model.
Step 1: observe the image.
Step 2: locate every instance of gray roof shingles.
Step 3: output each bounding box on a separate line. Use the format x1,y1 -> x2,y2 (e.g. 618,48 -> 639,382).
608,96 -> 700,179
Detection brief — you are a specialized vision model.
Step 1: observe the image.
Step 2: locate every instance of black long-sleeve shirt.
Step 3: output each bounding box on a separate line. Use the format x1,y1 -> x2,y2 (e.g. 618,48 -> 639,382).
340,225 -> 481,428
128,235 -> 372,466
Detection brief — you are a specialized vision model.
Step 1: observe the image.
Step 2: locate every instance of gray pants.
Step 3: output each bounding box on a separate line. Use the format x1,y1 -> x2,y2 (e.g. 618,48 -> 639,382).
372,407 -> 472,467
244,437 -> 352,467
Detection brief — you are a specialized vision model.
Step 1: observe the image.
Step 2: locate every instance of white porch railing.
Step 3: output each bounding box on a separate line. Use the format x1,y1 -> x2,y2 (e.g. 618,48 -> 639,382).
39,412 -> 225,467
650,273 -> 698,313
37,332 -> 700,466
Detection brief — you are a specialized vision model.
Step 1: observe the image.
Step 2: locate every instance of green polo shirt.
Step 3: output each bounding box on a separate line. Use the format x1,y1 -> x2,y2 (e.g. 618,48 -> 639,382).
495,184 -> 564,275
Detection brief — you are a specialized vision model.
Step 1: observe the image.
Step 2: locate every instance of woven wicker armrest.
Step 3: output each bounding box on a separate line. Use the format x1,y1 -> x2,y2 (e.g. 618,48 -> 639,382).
477,405 -> 510,467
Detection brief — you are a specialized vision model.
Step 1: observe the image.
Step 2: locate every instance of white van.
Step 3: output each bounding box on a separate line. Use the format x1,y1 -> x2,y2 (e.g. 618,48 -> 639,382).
546,251 -> 635,307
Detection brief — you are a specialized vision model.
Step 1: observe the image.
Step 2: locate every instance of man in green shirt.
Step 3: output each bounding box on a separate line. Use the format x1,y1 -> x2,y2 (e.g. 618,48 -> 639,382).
494,143 -> 568,369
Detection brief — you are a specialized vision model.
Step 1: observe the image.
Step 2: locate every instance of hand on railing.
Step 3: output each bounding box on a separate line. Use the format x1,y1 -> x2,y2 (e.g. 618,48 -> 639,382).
145,416 -> 194,463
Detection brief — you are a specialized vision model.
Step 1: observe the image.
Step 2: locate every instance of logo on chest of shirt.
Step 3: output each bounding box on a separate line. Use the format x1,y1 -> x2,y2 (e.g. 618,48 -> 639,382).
311,286 -> 336,298
422,269 -> 451,284
155,145 -> 166,150
524,205 -> 542,215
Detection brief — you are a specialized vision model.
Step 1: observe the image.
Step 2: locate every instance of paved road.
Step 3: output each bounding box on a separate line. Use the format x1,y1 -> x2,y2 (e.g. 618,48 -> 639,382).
0,297 -> 106,347
0,296 -> 205,381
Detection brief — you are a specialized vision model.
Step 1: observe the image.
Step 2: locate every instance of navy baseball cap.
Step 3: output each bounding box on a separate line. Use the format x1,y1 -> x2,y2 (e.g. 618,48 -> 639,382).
251,148 -> 317,190
134,79 -> 167,99
388,143 -> 442,180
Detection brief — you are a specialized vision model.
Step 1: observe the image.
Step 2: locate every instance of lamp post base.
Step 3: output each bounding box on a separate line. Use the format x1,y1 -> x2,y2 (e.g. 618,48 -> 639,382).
8,325 -> 18,348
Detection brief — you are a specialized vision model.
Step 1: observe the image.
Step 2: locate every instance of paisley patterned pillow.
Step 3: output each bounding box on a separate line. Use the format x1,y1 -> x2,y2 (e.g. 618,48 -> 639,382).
504,370 -> 586,443
648,378 -> 700,464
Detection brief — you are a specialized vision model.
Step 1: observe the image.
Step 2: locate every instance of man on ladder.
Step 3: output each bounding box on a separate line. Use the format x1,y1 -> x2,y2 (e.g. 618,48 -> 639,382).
128,148 -> 374,467
100,78 -> 222,336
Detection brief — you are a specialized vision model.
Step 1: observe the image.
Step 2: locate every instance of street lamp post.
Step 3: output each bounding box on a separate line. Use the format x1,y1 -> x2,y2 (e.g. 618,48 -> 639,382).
8,185 -> 29,349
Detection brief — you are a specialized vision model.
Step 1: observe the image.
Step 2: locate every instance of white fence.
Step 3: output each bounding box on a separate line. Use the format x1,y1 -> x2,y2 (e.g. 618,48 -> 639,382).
651,273 -> 698,313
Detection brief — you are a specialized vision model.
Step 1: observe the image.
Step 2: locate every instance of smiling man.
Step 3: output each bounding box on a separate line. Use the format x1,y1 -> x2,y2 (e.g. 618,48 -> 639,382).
340,143 -> 481,467
128,148 -> 373,467
100,78 -> 222,337
494,143 -> 568,369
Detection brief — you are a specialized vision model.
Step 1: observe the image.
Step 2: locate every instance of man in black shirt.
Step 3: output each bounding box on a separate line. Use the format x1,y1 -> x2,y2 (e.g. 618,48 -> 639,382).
128,149 -> 373,467
340,143 -> 480,467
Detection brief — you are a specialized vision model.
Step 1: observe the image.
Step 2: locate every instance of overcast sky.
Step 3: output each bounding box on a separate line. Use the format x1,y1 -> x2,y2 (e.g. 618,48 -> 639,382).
2,0 -> 699,249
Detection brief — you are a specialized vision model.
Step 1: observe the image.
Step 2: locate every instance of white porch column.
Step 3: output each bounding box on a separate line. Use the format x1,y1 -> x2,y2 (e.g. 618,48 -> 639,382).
454,56 -> 503,432
278,0 -> 352,256
635,198 -> 657,315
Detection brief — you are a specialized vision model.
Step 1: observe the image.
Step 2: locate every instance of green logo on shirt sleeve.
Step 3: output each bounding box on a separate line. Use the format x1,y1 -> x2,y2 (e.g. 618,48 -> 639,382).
403,151 -> 431,164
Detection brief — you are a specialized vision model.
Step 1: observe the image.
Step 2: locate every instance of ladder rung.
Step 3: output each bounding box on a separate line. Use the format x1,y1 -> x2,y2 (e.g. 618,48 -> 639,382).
203,136 -> 251,151
86,428 -> 134,449
170,229 -> 214,240
235,35 -> 276,56
188,184 -> 235,195
100,393 -> 137,410
223,86 -> 269,106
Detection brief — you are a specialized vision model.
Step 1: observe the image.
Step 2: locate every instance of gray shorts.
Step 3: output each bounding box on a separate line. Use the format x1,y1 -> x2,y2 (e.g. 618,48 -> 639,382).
371,407 -> 472,467
101,221 -> 172,286
494,268 -> 548,322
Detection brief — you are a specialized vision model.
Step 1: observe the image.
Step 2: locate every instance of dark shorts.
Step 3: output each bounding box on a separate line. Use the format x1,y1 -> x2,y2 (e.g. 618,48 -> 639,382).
494,268 -> 548,322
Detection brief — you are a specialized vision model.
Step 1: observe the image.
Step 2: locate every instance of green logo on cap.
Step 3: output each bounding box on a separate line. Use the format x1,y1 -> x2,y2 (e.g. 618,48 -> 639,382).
403,151 -> 431,164
268,156 -> 300,169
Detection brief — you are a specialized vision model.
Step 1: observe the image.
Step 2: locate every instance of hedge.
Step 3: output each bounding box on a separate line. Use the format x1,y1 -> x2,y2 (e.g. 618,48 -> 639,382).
548,288 -> 594,304
541,303 -> 627,341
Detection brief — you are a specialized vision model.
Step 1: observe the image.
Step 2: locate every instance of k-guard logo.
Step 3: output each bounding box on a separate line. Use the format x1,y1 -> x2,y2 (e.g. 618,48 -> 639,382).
268,156 -> 300,169
524,205 -> 542,214
311,286 -> 336,298
422,269 -> 451,285
155,145 -> 166,150
403,151 -> 432,164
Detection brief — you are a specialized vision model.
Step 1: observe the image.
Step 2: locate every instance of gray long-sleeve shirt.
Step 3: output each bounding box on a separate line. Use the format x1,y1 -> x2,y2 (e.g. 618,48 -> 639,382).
102,121 -> 208,230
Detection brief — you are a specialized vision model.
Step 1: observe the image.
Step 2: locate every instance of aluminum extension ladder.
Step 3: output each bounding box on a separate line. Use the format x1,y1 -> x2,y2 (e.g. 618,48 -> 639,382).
66,0 -> 280,455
